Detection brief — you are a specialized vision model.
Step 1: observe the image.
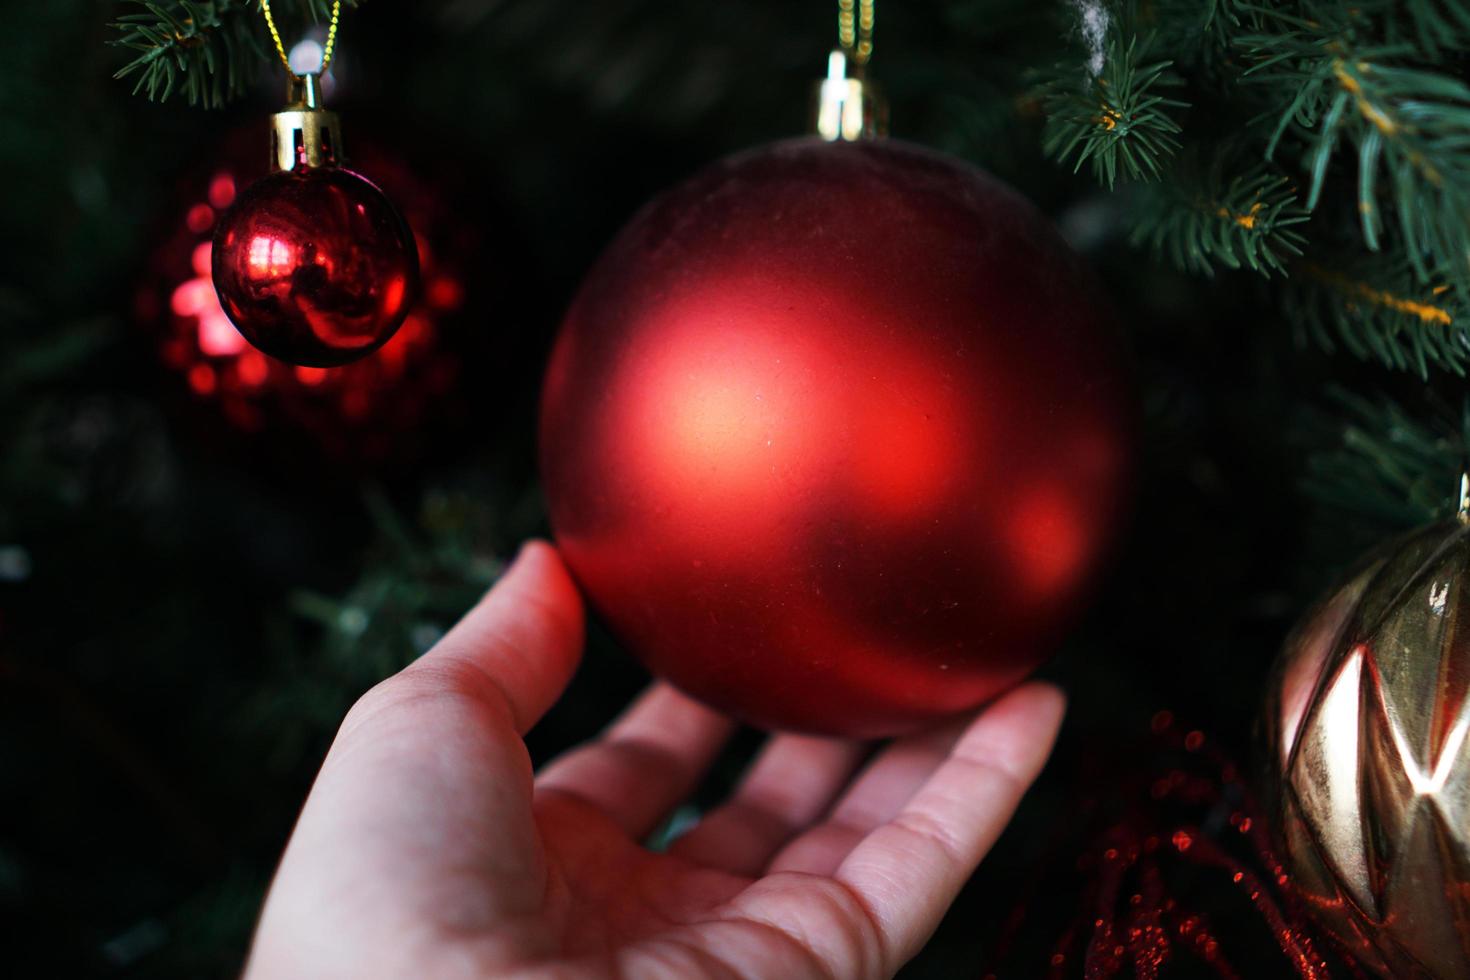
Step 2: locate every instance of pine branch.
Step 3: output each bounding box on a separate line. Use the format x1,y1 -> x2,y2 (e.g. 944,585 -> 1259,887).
1285,251 -> 1469,376
1240,5 -> 1470,301
1376,0 -> 1470,59
111,0 -> 351,108
284,485 -> 504,705
1151,0 -> 1259,66
1127,154 -> 1309,276
1303,388 -> 1470,530
1040,34 -> 1188,188
1332,61 -> 1470,290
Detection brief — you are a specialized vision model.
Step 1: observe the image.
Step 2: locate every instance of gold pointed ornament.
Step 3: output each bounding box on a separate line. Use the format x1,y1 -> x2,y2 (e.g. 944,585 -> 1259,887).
1264,477 -> 1470,979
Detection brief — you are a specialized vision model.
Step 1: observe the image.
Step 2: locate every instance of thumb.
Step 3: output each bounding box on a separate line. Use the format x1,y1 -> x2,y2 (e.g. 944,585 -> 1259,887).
397,539 -> 586,735
247,542 -> 585,978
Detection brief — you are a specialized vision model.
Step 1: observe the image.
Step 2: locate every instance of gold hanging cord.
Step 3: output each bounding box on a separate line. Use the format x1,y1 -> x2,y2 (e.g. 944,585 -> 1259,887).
260,0 -> 342,75
815,0 -> 884,140
838,0 -> 875,67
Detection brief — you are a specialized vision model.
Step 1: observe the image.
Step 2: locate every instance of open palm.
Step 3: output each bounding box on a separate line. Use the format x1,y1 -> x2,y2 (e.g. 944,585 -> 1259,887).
246,543 -> 1064,979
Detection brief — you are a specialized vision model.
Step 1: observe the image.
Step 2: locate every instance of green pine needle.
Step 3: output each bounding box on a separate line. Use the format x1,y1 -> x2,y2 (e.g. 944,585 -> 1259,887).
1286,252 -> 1469,377
1304,388 -> 1470,529
1040,34 -> 1189,189
110,0 -> 352,108
1128,154 -> 1310,277
1241,6 -> 1470,304
1378,0 -> 1470,59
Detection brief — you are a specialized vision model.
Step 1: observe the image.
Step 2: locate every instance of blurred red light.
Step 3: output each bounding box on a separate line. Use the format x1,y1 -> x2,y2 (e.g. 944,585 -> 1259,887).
427,276 -> 463,311
207,173 -> 236,210
191,242 -> 212,277
237,350 -> 269,387
188,363 -> 216,395
186,203 -> 214,234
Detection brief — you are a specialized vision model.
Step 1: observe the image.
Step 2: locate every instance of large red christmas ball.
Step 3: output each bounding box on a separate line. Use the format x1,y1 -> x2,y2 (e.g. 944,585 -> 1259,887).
541,138 -> 1131,736
213,167 -> 419,367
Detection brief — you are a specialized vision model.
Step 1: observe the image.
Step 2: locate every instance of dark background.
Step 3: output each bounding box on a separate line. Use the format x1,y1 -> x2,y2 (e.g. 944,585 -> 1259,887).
0,1 -> 1438,976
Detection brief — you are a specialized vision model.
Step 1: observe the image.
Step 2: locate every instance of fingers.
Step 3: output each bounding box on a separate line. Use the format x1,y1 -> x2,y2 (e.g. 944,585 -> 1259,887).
834,682 -> 1065,968
669,734 -> 868,875
392,540 -> 585,736
536,683 -> 736,839
766,720 -> 970,877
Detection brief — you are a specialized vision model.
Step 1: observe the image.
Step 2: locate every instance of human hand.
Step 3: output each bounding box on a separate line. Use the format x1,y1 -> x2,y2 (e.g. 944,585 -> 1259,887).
246,542 -> 1065,979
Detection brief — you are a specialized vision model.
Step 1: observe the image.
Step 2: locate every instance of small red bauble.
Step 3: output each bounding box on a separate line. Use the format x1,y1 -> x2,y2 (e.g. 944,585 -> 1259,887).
541,137 -> 1132,737
212,166 -> 418,367
136,128 -> 473,463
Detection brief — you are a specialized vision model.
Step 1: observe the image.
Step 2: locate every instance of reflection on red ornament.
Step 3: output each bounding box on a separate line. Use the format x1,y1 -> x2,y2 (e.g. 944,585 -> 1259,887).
138,132 -> 473,464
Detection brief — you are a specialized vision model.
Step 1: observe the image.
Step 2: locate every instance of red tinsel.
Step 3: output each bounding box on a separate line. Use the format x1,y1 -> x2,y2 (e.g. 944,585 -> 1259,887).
985,711 -> 1364,979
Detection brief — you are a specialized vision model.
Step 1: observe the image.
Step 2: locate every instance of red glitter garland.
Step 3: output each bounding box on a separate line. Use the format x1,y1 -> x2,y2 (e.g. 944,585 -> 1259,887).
986,710 -> 1361,979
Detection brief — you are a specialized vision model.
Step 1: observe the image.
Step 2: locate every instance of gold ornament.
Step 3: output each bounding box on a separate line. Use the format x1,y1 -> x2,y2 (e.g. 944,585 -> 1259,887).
1265,494 -> 1470,979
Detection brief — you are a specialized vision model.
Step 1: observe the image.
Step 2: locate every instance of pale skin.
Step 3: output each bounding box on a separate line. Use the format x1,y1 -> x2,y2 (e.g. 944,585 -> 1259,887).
246,542 -> 1066,979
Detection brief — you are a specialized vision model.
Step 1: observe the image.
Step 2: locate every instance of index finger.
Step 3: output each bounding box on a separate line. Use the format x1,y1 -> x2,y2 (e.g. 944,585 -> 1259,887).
834,682 -> 1065,968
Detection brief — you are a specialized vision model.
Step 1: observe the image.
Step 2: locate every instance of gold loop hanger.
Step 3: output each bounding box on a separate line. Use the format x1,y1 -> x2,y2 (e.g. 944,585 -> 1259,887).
838,0 -> 875,67
260,0 -> 342,75
815,0 -> 885,140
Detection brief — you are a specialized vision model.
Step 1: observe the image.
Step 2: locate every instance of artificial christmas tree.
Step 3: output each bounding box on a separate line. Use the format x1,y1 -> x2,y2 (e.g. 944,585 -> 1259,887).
7,0 -> 1470,975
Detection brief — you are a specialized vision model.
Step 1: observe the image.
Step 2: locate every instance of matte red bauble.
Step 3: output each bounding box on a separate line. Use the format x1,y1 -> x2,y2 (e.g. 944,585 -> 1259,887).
213,166 -> 418,367
541,138 -> 1132,736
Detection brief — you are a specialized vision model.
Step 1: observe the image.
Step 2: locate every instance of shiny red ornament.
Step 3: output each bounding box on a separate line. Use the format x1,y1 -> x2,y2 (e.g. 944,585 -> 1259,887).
212,166 -> 419,367
136,128 -> 476,464
541,138 -> 1132,736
